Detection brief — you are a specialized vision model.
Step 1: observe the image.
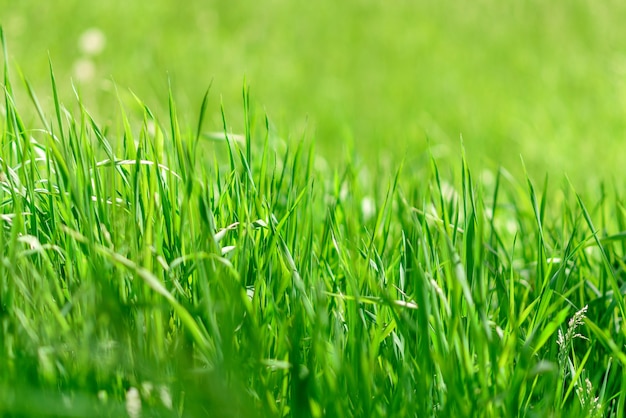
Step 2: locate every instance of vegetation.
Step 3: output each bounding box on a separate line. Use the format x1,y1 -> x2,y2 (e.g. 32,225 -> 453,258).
3,1 -> 626,185
1,2 -> 626,416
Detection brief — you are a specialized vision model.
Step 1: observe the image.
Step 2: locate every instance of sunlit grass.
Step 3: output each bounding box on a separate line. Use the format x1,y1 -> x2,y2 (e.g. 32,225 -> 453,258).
1,28 -> 626,417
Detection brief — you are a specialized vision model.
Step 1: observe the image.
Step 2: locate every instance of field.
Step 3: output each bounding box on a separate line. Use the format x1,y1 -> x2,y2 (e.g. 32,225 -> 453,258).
2,2 -> 626,417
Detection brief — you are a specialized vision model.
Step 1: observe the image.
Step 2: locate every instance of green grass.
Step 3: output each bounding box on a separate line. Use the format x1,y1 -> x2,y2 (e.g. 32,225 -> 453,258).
2,27 -> 626,417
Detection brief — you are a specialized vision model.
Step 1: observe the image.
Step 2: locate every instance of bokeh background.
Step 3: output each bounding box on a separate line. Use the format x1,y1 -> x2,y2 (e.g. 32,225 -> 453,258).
2,0 -> 626,187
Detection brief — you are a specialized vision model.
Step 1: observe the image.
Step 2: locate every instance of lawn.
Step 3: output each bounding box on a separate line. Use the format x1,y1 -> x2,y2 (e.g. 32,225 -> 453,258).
1,2 -> 626,417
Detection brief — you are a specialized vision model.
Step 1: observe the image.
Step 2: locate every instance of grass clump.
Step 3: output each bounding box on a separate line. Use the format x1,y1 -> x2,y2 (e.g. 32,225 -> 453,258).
1,29 -> 625,417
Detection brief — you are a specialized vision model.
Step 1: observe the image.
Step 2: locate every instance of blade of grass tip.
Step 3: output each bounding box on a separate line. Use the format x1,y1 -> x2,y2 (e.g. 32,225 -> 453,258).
599,181 -> 608,231
48,55 -> 65,141
539,174 -> 548,230
219,99 -> 236,172
430,154 -> 448,230
520,157 -> 542,237
290,139 -> 305,184
259,114 -> 271,195
3,83 -> 42,240
460,139 -> 477,218
272,145 -> 291,208
242,78 -> 252,166
195,84 -> 212,154
460,147 -> 479,286
574,187 -> 626,320
521,157 -> 548,296
597,356 -> 611,410
305,140 -> 315,182
87,113 -> 129,185
381,163 -> 402,249
488,169 -> 508,278
17,66 -> 51,133
613,182 -> 626,255
275,184 -> 309,234
509,233 -> 518,321
1,26 -> 12,96
167,77 -> 189,183
3,80 -> 29,146
2,28 -> 16,149
31,70 -> 71,185
110,82 -> 136,162
236,137 -> 256,194
368,162 -> 402,255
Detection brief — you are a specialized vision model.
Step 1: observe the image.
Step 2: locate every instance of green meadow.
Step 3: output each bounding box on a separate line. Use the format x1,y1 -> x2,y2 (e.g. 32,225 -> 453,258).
2,1 -> 626,416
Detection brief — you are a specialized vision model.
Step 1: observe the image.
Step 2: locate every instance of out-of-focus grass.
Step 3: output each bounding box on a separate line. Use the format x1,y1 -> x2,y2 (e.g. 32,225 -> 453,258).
2,0 -> 626,185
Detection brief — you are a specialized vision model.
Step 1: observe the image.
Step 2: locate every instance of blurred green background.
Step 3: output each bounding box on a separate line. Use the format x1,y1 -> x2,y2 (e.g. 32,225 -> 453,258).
2,0 -> 626,187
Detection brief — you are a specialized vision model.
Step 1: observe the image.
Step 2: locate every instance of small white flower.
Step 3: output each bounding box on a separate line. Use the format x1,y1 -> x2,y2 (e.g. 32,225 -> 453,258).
159,385 -> 173,410
72,58 -> 96,82
339,183 -> 349,201
78,28 -> 106,56
126,387 -> 142,418
361,196 -> 376,221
